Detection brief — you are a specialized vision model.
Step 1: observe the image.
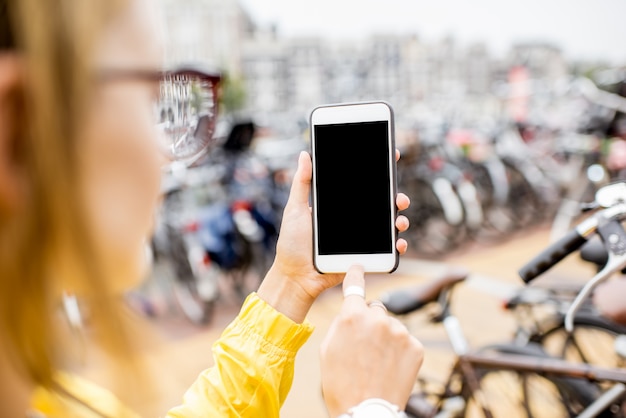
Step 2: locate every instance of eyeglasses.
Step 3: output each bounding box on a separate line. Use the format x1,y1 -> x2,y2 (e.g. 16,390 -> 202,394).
99,67 -> 222,164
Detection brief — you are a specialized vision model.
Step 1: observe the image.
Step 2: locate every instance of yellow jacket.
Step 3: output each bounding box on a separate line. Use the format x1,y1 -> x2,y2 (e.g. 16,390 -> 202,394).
29,293 -> 314,417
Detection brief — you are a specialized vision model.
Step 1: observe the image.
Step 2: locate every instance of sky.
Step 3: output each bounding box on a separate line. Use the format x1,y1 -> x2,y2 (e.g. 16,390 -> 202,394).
239,0 -> 626,64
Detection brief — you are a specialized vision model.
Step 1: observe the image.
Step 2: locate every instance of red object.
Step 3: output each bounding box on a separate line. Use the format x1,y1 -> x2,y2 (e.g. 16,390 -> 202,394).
183,221 -> 200,233
447,129 -> 474,146
507,66 -> 530,123
231,200 -> 252,212
428,156 -> 445,172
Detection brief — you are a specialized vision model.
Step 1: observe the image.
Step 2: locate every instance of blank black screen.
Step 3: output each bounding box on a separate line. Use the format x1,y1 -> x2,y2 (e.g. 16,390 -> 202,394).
314,121 -> 393,255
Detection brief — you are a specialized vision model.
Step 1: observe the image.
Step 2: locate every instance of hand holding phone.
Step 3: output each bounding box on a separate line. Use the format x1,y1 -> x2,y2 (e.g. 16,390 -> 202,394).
258,149 -> 410,324
311,101 -> 398,273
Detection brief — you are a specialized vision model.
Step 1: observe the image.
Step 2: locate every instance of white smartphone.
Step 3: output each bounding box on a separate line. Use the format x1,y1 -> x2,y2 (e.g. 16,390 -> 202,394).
310,101 -> 398,274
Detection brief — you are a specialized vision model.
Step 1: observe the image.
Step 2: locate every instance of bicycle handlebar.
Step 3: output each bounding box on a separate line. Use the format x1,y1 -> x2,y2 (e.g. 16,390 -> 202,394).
518,218 -> 597,283
518,190 -> 626,333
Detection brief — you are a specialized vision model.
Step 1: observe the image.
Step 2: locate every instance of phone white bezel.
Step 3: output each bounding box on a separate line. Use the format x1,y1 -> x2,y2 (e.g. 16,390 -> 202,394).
310,101 -> 398,274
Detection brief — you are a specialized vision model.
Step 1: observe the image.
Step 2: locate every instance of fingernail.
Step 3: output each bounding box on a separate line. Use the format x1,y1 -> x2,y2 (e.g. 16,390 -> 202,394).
299,150 -> 311,170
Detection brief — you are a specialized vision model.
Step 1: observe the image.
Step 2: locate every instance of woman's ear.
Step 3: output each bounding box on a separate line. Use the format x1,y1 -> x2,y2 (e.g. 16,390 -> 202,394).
0,53 -> 24,214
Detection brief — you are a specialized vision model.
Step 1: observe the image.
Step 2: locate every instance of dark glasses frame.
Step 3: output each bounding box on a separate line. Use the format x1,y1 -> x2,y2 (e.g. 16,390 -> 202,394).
99,66 -> 222,164
98,66 -> 222,90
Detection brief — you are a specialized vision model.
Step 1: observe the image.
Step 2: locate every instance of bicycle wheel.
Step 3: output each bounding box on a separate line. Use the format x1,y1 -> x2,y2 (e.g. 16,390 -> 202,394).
464,344 -> 604,418
405,177 -> 466,256
464,370 -> 571,418
229,239 -> 269,301
171,275 -> 217,326
536,315 -> 626,368
470,161 -> 518,239
166,225 -> 219,326
504,162 -> 544,229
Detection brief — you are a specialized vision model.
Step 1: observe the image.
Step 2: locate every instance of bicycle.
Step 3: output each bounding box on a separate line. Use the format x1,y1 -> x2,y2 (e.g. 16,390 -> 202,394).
382,181 -> 626,417
549,77 -> 626,241
151,177 -> 223,326
400,125 -> 483,256
382,268 -> 626,417
503,278 -> 626,369
502,232 -> 626,368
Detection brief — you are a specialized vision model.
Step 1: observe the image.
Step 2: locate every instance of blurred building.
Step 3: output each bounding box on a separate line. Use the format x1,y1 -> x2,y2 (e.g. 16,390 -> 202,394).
240,34 -> 496,116
241,34 -> 327,115
241,27 -> 289,112
157,1 -> 571,123
286,38 -> 325,111
365,36 -> 404,104
158,0 -> 252,73
323,42 -> 369,104
508,42 -> 569,87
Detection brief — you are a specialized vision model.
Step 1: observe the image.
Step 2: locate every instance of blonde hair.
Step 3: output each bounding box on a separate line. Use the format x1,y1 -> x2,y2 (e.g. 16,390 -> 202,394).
1,0 -> 134,390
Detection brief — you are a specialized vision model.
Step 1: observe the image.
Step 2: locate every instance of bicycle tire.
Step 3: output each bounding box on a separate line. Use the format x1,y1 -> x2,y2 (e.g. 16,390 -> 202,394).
229,239 -> 268,301
404,177 -> 466,256
503,161 -> 545,229
464,344 -> 609,418
166,224 -> 219,326
469,160 -> 518,240
465,369 -> 572,418
533,314 -> 626,369
171,277 -> 216,326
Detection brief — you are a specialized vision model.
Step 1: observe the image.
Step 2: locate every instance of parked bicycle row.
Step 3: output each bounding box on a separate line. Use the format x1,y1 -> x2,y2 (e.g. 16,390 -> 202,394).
399,76 -> 626,257
131,118 -> 305,325
135,75 -> 626,329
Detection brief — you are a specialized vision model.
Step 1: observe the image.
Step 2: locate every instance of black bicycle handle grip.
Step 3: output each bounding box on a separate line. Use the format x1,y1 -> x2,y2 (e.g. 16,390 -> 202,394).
518,229 -> 588,283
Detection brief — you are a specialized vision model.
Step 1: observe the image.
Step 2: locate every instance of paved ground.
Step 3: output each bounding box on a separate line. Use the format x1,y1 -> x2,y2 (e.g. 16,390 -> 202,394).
77,225 -> 596,417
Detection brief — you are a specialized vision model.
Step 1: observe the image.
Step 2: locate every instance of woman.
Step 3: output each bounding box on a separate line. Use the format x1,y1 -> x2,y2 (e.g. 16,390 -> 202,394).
0,0 -> 423,416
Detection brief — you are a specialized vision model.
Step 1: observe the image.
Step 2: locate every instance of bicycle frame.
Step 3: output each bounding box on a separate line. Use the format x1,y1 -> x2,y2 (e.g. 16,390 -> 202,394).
426,300 -> 626,418
406,262 -> 626,416
461,351 -> 626,418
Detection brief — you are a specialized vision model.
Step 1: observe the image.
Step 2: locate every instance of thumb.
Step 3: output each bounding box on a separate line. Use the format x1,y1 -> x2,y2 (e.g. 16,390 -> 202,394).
286,151 -> 312,208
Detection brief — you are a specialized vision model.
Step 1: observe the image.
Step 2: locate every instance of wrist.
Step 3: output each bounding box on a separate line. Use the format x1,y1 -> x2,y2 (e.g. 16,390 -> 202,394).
337,398 -> 407,418
257,265 -> 316,324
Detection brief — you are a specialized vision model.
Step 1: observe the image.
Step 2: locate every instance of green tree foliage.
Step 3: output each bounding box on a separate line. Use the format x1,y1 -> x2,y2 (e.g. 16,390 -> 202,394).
220,72 -> 247,114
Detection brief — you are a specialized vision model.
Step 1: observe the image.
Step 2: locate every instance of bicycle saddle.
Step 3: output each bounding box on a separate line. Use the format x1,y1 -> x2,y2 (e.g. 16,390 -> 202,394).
381,267 -> 469,316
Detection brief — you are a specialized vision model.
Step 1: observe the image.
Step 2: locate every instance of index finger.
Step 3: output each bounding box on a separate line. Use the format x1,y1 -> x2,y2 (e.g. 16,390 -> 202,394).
341,265 -> 366,311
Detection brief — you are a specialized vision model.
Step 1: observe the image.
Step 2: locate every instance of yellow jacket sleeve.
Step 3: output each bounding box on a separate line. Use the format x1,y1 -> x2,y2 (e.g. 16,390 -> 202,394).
166,292 -> 314,418
30,372 -> 141,418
